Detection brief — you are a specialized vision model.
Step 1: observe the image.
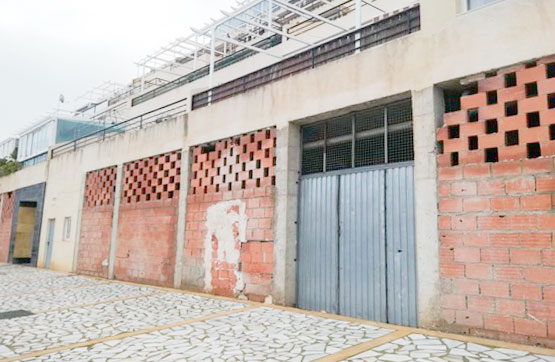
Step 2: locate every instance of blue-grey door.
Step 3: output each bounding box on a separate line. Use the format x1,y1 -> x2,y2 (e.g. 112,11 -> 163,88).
297,164 -> 416,326
45,219 -> 55,269
297,175 -> 339,314
339,168 -> 387,322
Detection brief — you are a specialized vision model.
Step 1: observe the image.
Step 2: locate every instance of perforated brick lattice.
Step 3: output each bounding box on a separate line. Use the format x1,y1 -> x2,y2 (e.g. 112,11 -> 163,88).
438,56 -> 555,167
189,128 -> 276,195
84,167 -> 117,208
122,151 -> 181,204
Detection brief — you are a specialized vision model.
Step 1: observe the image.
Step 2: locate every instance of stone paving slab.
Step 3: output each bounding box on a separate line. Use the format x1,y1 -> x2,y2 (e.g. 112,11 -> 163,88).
0,274 -> 105,297
0,292 -> 245,359
344,334 -> 555,362
1,265 -> 553,362
0,264 -> 68,283
21,307 -> 393,362
0,282 -> 156,313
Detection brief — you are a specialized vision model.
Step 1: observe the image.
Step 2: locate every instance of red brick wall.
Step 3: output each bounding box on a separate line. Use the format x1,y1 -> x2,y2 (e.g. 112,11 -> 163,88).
0,193 -> 14,262
185,128 -> 276,301
437,56 -> 555,346
77,167 -> 117,277
115,151 -> 181,287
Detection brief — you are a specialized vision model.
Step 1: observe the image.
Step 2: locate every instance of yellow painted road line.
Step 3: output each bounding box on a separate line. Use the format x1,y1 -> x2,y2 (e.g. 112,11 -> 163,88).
315,330 -> 411,362
0,305 -> 257,362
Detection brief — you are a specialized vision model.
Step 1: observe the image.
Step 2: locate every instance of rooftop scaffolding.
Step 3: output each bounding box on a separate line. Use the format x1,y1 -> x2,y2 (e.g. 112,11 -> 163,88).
135,0 -> 403,89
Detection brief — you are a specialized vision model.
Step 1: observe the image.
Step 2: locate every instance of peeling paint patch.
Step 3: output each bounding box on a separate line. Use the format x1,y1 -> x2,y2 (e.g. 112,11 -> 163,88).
204,200 -> 247,295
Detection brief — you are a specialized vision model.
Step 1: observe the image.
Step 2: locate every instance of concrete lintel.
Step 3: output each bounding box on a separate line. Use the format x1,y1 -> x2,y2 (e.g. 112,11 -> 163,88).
108,164 -> 124,280
411,86 -> 443,328
173,147 -> 190,289
272,122 -> 301,306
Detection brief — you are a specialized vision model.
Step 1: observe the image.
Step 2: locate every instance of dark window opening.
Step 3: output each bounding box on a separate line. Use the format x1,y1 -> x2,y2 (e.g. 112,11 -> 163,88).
527,112 -> 540,128
547,63 -> 555,79
443,90 -> 461,113
448,125 -> 460,139
527,143 -> 541,159
468,108 -> 479,122
550,124 -> 555,140
525,82 -> 538,98
451,152 -> 459,166
487,90 -> 498,105
437,141 -> 444,154
485,148 -> 498,163
548,94 -> 555,109
505,101 -> 518,117
505,130 -> 519,146
505,72 -> 517,88
468,136 -> 478,150
524,61 -> 537,69
486,119 -> 498,134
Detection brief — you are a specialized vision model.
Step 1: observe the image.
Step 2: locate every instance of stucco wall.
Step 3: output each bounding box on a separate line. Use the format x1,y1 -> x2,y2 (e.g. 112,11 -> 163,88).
0,163 -> 47,194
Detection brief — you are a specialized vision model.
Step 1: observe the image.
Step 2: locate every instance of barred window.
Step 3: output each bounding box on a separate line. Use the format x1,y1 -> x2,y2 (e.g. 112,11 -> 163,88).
301,99 -> 413,175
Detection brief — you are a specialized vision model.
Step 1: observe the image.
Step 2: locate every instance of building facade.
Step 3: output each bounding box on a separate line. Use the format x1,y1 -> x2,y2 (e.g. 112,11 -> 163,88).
0,0 -> 553,347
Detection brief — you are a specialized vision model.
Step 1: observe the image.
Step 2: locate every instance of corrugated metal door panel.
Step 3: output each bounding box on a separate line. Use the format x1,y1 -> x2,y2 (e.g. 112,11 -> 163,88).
339,170 -> 387,321
297,175 -> 339,314
386,165 -> 417,327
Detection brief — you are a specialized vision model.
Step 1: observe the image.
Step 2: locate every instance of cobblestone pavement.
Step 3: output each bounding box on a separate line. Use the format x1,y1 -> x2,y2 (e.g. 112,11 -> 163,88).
1,264 -> 554,362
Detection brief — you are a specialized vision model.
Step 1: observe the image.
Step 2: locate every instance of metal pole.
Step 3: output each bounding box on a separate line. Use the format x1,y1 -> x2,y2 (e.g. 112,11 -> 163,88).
355,0 -> 362,54
355,0 -> 362,29
208,27 -> 216,89
268,0 -> 273,29
140,66 -> 146,92
384,107 -> 388,164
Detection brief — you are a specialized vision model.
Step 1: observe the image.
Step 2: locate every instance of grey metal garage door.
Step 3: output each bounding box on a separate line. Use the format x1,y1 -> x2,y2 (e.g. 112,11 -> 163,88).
297,100 -> 417,326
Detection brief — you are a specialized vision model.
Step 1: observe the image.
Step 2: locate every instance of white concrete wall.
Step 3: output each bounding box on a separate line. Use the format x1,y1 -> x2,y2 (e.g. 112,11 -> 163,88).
0,163 -> 47,194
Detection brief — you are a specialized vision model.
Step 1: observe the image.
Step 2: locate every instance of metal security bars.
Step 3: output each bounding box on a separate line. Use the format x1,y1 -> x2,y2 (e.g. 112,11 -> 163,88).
192,5 -> 420,110
301,99 -> 413,175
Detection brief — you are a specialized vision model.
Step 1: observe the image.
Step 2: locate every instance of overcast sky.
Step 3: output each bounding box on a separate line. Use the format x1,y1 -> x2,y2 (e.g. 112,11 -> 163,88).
0,0 -> 231,137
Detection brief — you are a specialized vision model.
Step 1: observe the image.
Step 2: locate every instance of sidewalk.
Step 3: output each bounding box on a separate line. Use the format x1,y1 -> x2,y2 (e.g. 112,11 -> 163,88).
0,263 -> 553,362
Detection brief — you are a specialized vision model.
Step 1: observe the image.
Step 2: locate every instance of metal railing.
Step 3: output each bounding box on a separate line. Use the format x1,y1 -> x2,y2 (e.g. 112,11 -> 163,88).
131,35 -> 282,107
52,97 -> 188,158
192,5 -> 420,110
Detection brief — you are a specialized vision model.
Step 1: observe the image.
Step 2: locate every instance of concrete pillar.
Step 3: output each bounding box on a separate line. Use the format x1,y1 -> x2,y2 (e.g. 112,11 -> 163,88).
108,164 -> 124,280
412,86 -> 444,328
71,173 -> 88,273
173,147 -> 190,288
272,122 -> 301,306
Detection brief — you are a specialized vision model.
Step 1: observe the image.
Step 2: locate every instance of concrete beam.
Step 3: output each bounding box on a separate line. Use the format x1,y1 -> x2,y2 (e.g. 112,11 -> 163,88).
411,86 -> 443,328
174,147 -> 190,288
108,164 -> 124,279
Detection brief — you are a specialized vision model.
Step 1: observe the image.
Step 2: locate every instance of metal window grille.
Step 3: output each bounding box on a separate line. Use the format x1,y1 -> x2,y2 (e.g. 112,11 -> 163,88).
301,99 -> 413,175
